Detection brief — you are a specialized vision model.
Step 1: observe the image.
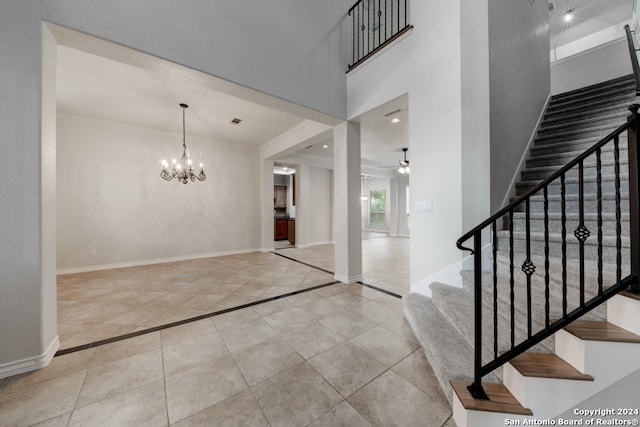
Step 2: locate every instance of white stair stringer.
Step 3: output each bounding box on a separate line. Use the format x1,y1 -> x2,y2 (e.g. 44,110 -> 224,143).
452,294 -> 640,427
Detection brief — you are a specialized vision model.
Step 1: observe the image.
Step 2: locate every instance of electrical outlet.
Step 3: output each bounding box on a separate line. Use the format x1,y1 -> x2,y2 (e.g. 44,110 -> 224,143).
89,250 -> 96,257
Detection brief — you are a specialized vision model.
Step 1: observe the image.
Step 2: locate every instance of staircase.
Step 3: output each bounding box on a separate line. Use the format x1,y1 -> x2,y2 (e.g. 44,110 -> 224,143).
405,75 -> 640,426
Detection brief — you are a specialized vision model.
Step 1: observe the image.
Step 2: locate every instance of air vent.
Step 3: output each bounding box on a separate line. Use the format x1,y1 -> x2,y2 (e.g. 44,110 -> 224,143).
384,108 -> 403,117
230,118 -> 242,125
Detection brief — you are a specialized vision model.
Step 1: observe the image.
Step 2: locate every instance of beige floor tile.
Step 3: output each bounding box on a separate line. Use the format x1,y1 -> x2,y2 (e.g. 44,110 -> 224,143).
231,337 -> 304,386
320,311 -> 379,340
262,306 -> 316,334
211,307 -> 261,330
309,342 -> 387,398
297,298 -> 346,321
283,322 -> 345,359
380,316 -> 419,344
350,325 -> 419,367
0,350 -> 94,393
307,401 -> 372,427
218,317 -> 280,353
92,332 -> 161,367
68,380 -> 168,427
60,323 -> 137,350
105,304 -> 172,326
250,297 -> 294,316
180,293 -> 226,310
348,370 -> 451,427
165,354 -> 247,425
251,362 -> 343,427
172,389 -> 269,427
76,349 -> 163,409
159,318 -> 217,346
392,350 -> 449,405
328,289 -> 375,308
30,411 -> 72,427
350,300 -> 402,324
0,371 -> 86,427
162,332 -> 230,377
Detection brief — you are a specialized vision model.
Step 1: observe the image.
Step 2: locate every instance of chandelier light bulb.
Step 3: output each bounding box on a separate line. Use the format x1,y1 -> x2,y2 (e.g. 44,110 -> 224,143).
172,159 -> 177,165
563,10 -> 574,22
200,163 -> 204,168
162,160 -> 168,168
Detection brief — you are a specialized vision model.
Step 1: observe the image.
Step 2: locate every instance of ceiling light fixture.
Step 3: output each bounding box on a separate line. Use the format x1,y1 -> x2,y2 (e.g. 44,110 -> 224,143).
390,117 -> 402,124
563,9 -> 575,23
323,144 -> 329,148
398,147 -> 410,174
161,103 -> 206,184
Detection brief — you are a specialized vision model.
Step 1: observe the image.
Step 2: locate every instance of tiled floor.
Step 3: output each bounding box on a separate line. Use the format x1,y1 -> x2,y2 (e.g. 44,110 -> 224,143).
0,237 -> 456,426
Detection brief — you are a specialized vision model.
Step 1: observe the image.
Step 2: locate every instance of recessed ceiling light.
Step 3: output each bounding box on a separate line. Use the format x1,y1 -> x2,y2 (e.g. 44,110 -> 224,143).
390,118 -> 402,124
322,144 -> 329,148
563,9 -> 574,23
230,118 -> 242,125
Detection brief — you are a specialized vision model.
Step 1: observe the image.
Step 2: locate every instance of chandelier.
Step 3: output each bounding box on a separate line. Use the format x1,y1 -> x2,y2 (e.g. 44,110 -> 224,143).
161,103 -> 206,184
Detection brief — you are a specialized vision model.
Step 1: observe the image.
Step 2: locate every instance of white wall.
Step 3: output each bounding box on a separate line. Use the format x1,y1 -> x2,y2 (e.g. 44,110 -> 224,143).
57,114 -> 261,271
488,0 -> 550,212
309,167 -> 332,244
348,1 -> 465,292
39,0 -> 347,119
551,39 -> 633,95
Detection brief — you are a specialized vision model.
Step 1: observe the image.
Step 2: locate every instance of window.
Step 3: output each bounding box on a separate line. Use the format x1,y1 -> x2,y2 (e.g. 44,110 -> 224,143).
369,189 -> 387,226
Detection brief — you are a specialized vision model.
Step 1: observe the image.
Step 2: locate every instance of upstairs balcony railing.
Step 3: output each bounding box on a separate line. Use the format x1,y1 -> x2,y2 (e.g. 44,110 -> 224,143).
347,0 -> 412,71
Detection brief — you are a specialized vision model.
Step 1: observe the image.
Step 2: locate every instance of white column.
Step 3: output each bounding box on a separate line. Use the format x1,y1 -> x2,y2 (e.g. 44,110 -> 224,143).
260,158 -> 275,252
333,121 -> 362,283
389,177 -> 398,236
296,163 -> 311,248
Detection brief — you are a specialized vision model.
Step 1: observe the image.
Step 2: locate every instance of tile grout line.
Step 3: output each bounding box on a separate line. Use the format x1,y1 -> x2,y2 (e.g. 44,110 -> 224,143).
272,251 -> 403,299
55,281 -> 340,358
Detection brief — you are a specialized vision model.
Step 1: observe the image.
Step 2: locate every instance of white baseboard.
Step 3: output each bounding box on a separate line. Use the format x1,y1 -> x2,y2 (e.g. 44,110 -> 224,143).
0,336 -> 59,380
57,248 -> 262,275
334,273 -> 363,284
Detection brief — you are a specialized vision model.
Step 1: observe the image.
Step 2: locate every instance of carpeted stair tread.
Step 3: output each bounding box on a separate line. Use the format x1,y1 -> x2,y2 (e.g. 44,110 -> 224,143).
549,75 -> 634,102
404,293 -> 482,405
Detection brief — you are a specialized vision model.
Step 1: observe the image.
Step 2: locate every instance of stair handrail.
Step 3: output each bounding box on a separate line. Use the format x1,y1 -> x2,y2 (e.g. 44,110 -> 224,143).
456,104 -> 640,401
624,25 -> 640,97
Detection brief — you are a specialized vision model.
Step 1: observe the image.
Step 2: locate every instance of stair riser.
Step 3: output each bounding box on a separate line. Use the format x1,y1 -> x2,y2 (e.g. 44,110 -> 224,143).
534,128 -> 623,145
516,178 -> 630,196
547,93 -> 637,114
526,149 -> 628,169
538,116 -> 627,136
543,108 -> 630,127
530,139 -> 627,156
496,238 -> 630,264
511,217 -> 630,235
550,77 -> 635,102
521,163 -> 629,181
516,198 -> 630,214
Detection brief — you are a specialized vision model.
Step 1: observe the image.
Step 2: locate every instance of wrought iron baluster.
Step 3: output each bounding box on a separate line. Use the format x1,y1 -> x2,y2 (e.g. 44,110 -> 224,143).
629,104 -> 640,293
493,221 -> 498,359
367,0 -> 370,54
597,148 -> 603,296
385,0 -> 388,40
468,232 -> 489,400
404,0 -> 408,27
397,0 -> 400,35
378,0 -> 381,48
523,199 -> 534,338
615,136 -> 622,284
509,210 -> 515,348
561,174 -> 568,317
544,186 -> 550,327
575,161 -> 588,307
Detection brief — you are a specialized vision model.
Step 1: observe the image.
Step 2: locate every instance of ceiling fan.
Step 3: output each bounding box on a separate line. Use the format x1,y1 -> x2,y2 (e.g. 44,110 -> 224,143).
378,147 -> 410,174
398,147 -> 410,174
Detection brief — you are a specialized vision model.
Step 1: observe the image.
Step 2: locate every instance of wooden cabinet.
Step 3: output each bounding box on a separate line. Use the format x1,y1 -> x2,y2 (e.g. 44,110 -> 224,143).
274,219 -> 288,240
288,219 -> 296,245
